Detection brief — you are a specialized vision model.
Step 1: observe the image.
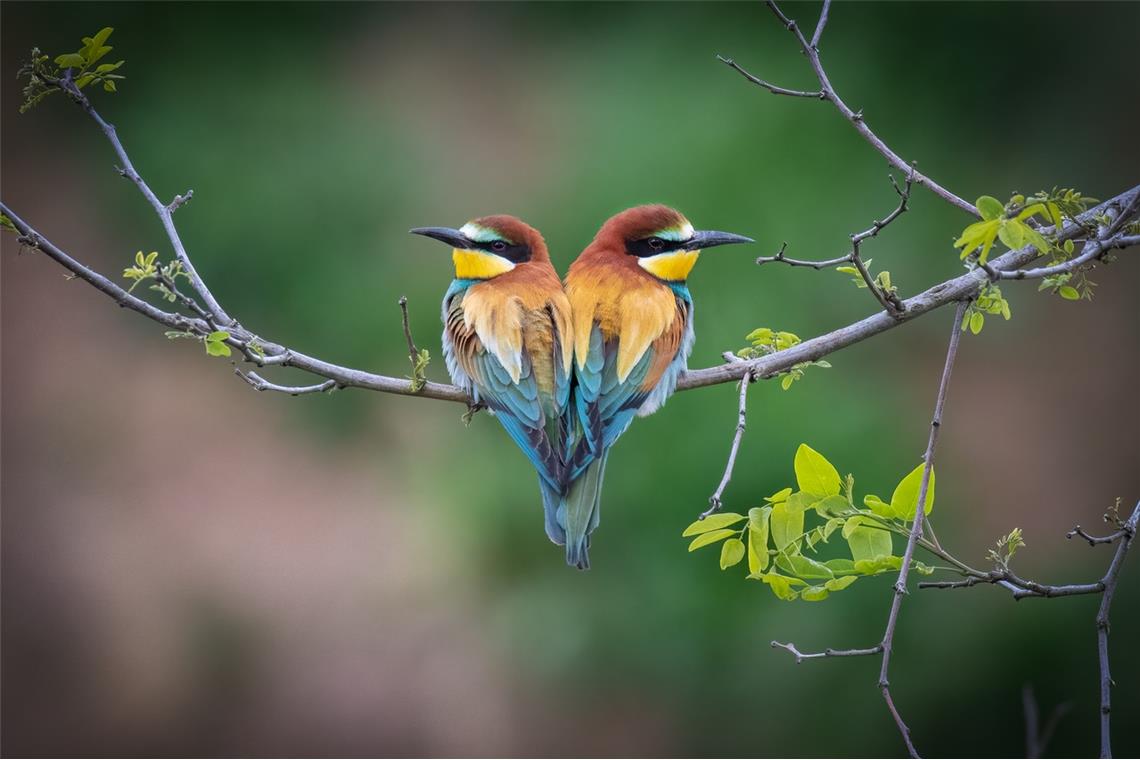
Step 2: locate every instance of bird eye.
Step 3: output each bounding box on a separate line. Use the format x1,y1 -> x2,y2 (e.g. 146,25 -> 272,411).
491,240 -> 507,252
647,237 -> 664,251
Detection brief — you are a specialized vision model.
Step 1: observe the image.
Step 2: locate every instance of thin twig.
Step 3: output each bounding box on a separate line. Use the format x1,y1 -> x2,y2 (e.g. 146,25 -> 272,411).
1068,525 -> 1127,547
998,233 -> 1139,281
168,189 -> 193,214
398,295 -> 419,363
873,300 -> 968,758
235,368 -> 338,396
1095,500 -> 1139,758
809,0 -> 831,49
702,370 -> 753,517
755,172 -> 913,316
771,640 -> 882,663
720,1 -> 978,216
715,55 -> 823,99
56,78 -> 232,324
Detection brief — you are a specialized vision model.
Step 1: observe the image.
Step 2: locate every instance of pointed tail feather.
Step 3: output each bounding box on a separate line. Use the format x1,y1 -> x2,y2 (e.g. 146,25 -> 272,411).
541,479 -> 566,547
560,453 -> 608,570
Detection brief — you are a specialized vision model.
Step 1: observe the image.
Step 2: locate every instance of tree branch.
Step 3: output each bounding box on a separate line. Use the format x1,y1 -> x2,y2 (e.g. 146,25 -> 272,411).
1095,500 -> 1139,758
702,370 -> 754,517
4,184 -> 1137,409
720,1 -> 978,216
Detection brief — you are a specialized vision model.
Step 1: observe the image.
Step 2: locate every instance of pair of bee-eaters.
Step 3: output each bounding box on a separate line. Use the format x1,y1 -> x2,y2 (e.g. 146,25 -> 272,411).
411,206 -> 753,569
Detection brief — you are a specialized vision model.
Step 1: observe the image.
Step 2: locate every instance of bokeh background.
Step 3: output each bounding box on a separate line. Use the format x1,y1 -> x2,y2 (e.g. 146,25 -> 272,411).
3,2 -> 1138,756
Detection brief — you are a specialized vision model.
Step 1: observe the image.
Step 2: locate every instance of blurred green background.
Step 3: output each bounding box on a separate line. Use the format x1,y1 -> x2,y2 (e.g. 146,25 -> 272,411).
3,2 -> 1138,756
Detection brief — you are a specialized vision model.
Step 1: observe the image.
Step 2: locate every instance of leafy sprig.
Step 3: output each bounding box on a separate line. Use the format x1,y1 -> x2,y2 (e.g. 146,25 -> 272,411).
736,328 -> 831,390
18,27 -> 125,113
684,444 -> 936,602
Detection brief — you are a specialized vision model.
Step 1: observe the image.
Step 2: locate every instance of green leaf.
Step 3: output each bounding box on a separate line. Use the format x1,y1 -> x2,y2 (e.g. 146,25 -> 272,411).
1047,201 -> 1063,231
800,585 -> 830,602
54,53 -> 87,68
103,79 -> 117,93
765,487 -> 793,503
1059,285 -> 1080,300
854,555 -> 903,575
688,529 -> 737,552
720,538 -> 745,570
747,506 -> 772,574
824,558 -> 858,576
969,311 -> 984,334
204,340 -> 232,357
976,195 -> 1004,221
780,374 -> 794,391
682,512 -> 746,537
835,265 -> 859,275
889,463 -> 935,519
207,330 -> 231,342
753,572 -> 803,601
977,227 -> 998,263
813,494 -> 848,517
777,553 -> 834,579
794,444 -> 841,499
770,497 -> 806,555
90,27 -> 114,49
824,575 -> 859,592
997,219 -> 1026,249
847,523 -> 892,563
864,494 -> 893,518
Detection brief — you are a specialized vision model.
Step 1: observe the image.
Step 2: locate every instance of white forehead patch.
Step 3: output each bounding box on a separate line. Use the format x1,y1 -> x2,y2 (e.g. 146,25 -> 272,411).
460,222 -> 512,244
655,221 -> 695,242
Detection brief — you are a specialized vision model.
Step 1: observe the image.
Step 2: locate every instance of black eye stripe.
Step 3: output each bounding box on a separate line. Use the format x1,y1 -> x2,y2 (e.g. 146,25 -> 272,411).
478,239 -> 531,263
626,236 -> 690,257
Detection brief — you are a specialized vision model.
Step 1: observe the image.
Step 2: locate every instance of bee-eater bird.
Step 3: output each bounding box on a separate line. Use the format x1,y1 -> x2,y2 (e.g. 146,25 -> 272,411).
561,205 -> 753,568
410,216 -> 575,550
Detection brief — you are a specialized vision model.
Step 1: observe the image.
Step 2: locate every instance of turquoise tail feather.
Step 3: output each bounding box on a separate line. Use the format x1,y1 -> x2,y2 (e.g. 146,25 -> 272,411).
560,453 -> 608,570
541,479 -> 566,547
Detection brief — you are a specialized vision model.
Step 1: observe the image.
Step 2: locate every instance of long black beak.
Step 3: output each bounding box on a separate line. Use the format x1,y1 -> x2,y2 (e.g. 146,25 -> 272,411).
689,229 -> 755,250
409,226 -> 472,249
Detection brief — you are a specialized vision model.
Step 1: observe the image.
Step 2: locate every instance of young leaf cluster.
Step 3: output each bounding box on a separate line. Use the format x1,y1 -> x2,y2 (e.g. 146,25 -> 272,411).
408,348 -> 431,392
683,444 -> 936,601
18,28 -> 125,113
960,282 -> 1011,334
835,259 -> 897,299
954,194 -> 1056,265
736,328 -> 830,390
122,250 -> 189,301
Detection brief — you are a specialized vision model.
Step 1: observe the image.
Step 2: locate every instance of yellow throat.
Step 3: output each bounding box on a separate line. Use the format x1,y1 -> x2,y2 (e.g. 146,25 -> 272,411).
453,249 -> 516,280
638,250 -> 700,282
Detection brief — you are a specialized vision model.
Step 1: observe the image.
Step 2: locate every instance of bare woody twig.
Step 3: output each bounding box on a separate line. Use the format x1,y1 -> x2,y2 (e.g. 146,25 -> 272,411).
876,300 -> 968,758
702,370 -> 753,518
757,172 -> 912,316
1095,500 -> 1139,758
721,1 -> 978,216
769,301 -> 969,759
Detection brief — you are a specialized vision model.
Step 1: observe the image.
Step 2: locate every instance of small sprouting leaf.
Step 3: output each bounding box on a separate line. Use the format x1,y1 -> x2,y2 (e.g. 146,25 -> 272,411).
682,512 -> 746,537
720,538 -> 746,570
1063,239 -> 1075,255
794,444 -> 841,499
976,196 -> 1004,221
780,374 -> 794,391
889,463 -> 935,519
103,79 -> 117,93
835,265 -> 859,275
969,311 -> 984,334
90,27 -> 114,49
688,529 -> 737,552
207,330 -> 230,342
54,52 -> 87,68
1059,285 -> 1081,300
0,214 -> 16,232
